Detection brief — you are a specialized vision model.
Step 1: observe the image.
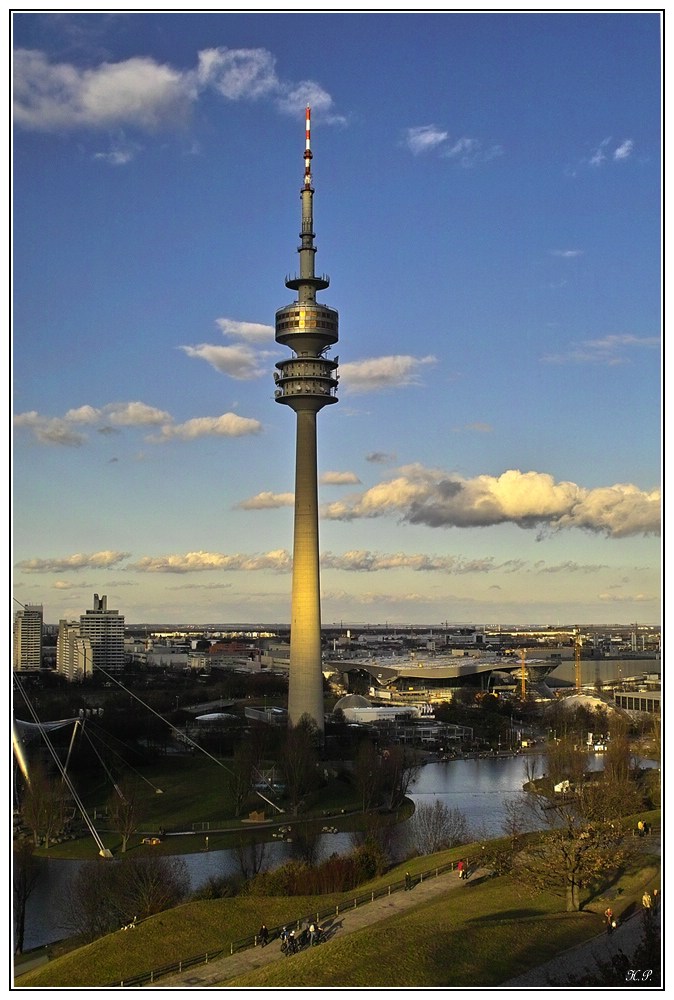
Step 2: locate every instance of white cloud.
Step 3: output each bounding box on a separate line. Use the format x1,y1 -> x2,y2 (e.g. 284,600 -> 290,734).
320,550 -> 517,574
404,125 -> 449,155
63,402 -> 170,425
149,413 -> 263,442
550,249 -> 583,258
404,125 -> 502,166
14,45 -> 341,136
542,333 -> 659,366
64,405 -> 102,423
275,80 -> 344,122
589,137 -> 611,166
196,47 -> 278,100
236,492 -> 295,509
321,464 -> 660,538
13,49 -> 195,132
180,342 -> 268,379
14,411 -> 86,446
129,549 -> 292,573
320,471 -> 361,485
16,401 -> 174,446
106,402 -> 171,426
215,318 -> 275,343
442,137 -> 503,166
588,137 -> 634,168
16,550 -> 131,573
93,135 -> 139,165
597,590 -> 655,603
614,139 -> 634,161
340,355 -> 436,394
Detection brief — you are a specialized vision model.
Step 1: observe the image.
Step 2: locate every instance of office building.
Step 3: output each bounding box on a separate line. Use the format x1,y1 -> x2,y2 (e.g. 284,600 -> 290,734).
13,604 -> 43,671
79,593 -> 125,675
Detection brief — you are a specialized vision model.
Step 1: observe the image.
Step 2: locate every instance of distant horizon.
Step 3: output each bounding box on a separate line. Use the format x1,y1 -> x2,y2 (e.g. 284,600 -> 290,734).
41,619 -> 661,632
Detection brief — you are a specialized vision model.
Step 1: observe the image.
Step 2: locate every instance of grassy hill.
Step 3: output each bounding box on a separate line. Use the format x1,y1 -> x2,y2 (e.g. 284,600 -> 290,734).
15,833 -> 660,988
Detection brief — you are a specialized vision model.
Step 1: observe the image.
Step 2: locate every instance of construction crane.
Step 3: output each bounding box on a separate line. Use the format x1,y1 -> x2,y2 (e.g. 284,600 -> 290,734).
574,630 -> 582,692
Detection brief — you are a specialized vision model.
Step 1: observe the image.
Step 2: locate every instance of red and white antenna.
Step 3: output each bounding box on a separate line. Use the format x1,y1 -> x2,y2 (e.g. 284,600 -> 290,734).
304,105 -> 313,188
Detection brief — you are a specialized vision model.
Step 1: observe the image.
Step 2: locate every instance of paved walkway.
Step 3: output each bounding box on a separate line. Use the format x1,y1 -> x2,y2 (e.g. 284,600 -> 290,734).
153,866 -> 475,988
501,909 -> 660,987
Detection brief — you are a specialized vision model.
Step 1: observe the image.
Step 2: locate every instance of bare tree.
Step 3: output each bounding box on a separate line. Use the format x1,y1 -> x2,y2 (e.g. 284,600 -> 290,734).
227,743 -> 256,818
118,855 -> 189,920
60,855 -> 189,941
281,716 -> 319,814
352,740 -> 383,812
290,824 -> 321,865
411,800 -> 470,855
60,860 -> 124,941
380,744 -> 421,811
21,762 -> 66,849
501,794 -> 529,850
107,780 -> 142,853
545,736 -> 588,787
234,835 -> 268,880
13,840 -> 40,954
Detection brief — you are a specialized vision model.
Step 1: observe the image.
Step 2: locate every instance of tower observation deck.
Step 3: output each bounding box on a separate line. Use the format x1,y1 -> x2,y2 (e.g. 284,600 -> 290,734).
275,107 -> 339,732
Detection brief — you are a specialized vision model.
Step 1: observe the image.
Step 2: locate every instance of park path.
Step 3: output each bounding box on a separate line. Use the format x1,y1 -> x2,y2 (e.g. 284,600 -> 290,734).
153,835 -> 661,990
152,864 -> 474,988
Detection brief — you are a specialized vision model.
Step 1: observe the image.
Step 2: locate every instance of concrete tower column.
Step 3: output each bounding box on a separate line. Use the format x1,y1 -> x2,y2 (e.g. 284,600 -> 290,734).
287,405 -> 324,727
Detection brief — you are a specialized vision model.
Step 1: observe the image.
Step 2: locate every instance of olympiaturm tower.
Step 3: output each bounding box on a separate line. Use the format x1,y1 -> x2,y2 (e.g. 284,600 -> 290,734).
274,107 -> 339,733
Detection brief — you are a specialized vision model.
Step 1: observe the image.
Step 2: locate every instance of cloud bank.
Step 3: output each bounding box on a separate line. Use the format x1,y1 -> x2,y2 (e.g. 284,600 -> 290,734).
321,465 -> 660,538
15,401 -> 262,445
16,550 -> 131,573
129,549 -> 292,573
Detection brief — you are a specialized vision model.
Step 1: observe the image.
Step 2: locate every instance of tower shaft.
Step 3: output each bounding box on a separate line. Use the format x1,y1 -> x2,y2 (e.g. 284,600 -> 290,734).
287,408 -> 324,727
274,107 -> 339,733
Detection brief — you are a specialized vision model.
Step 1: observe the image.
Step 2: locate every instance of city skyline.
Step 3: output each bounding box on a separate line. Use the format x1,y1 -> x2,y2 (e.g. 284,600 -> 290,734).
12,12 -> 661,626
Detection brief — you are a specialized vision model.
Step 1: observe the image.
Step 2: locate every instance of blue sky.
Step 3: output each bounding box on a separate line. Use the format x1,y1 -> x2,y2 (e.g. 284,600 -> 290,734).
12,11 -> 661,626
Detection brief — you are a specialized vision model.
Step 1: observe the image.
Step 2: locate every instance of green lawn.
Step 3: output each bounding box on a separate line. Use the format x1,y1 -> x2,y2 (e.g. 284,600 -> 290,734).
32,756 -> 370,859
227,880 -> 600,988
227,856 -> 661,988
15,834 -> 660,989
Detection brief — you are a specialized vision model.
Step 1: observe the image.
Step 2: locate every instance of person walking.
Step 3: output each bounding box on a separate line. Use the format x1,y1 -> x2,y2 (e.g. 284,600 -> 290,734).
604,907 -> 614,935
457,860 -> 465,880
258,924 -> 269,947
405,872 -> 412,891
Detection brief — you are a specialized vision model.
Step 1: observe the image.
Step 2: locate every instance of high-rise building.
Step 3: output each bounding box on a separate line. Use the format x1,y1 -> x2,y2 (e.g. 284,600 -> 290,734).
56,620 -> 94,682
13,604 -> 43,671
274,107 -> 339,733
79,594 -> 125,674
